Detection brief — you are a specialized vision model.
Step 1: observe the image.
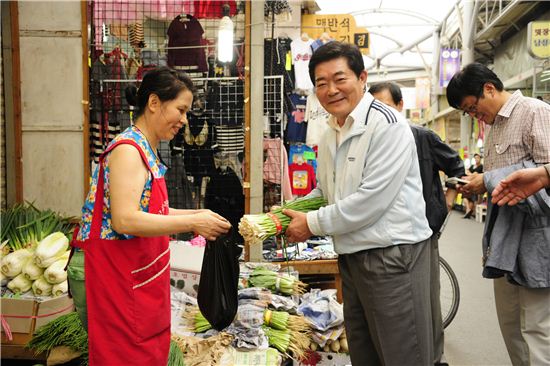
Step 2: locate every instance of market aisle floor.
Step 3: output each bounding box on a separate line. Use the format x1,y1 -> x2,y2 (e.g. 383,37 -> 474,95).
439,210 -> 511,366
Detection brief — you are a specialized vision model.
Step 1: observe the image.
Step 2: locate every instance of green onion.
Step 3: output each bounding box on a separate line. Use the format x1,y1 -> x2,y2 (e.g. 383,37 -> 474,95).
238,197 -> 327,242
248,267 -> 307,296
1,202 -> 75,253
168,338 -> 185,366
264,309 -> 311,333
27,312 -> 88,359
262,325 -> 310,359
183,306 -> 213,333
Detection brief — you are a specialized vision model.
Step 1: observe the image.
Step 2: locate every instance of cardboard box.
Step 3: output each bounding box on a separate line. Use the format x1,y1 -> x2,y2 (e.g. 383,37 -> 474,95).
169,242 -> 205,297
169,269 -> 201,298
169,241 -> 205,273
1,294 -> 74,345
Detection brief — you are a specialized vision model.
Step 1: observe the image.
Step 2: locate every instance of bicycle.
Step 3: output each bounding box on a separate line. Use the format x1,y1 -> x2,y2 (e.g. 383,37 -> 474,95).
439,256 -> 460,328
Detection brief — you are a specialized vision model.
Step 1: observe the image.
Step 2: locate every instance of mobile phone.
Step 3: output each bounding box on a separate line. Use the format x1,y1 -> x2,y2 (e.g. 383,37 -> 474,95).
446,177 -> 470,185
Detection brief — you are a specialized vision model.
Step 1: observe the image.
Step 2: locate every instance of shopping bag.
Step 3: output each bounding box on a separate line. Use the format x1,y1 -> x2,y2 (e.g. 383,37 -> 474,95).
197,229 -> 242,330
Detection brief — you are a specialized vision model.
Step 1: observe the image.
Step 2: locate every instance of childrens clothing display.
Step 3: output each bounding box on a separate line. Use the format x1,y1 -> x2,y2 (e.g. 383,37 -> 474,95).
288,162 -> 316,196
288,144 -> 317,173
305,93 -> 330,147
286,93 -> 308,143
290,37 -> 314,91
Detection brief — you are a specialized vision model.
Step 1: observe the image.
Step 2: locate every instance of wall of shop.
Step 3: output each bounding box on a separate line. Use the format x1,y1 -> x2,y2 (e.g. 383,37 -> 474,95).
17,2 -> 85,216
1,27 -> 5,210
493,10 -> 550,87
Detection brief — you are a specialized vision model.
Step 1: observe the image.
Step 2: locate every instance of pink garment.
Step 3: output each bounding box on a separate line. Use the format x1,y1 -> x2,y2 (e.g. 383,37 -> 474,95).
189,235 -> 206,247
151,0 -> 194,20
263,138 -> 293,201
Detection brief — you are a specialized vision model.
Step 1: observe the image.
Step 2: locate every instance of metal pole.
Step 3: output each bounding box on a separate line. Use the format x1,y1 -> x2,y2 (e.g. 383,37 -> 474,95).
247,0 -> 265,261
460,0 -> 477,154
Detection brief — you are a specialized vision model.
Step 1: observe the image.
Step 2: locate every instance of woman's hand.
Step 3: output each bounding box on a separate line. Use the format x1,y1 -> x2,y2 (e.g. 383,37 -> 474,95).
191,210 -> 232,241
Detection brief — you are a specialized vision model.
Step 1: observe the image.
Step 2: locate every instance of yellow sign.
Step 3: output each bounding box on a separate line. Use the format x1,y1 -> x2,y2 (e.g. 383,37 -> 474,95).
301,14 -> 369,55
528,21 -> 550,59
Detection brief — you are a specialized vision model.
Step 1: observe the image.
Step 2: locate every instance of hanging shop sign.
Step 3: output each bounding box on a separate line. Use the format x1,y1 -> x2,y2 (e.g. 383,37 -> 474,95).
415,77 -> 430,109
439,48 -> 461,88
301,14 -> 370,55
527,21 -> 550,59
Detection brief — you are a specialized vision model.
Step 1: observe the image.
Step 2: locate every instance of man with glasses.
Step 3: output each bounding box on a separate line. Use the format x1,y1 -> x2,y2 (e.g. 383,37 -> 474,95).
447,62 -> 550,366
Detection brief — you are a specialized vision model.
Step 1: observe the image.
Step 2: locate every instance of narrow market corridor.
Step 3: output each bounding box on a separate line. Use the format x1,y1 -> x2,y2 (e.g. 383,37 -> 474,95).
439,210 -> 511,366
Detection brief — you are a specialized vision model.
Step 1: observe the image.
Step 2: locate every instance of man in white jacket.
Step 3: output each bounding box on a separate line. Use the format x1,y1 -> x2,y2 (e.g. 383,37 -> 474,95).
284,41 -> 433,365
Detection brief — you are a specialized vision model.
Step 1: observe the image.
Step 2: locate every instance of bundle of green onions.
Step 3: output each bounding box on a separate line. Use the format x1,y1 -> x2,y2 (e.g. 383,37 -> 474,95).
238,197 -> 327,242
263,309 -> 311,333
1,202 -> 74,254
186,306 -> 311,335
27,312 -> 88,363
262,325 -> 310,359
183,307 -> 212,333
168,338 -> 186,366
248,267 -> 307,295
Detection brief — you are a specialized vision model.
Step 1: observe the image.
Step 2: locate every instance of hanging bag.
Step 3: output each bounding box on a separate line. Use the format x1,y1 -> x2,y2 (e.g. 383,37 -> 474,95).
197,229 -> 242,330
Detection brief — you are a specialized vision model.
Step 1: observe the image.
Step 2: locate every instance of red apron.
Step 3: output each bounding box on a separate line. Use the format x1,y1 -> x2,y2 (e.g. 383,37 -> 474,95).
73,140 -> 170,366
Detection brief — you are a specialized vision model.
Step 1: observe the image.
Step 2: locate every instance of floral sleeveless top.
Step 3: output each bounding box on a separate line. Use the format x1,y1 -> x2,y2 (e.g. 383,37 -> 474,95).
77,126 -> 167,240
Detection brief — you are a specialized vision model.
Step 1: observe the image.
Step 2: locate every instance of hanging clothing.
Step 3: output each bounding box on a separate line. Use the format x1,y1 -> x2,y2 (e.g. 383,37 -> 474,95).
290,37 -> 314,91
288,162 -> 316,196
263,138 -> 293,201
305,93 -> 330,147
104,47 -> 128,111
288,143 -> 317,173
167,14 -> 207,71
264,37 -> 295,116
182,114 -> 216,179
286,93 -> 308,143
193,0 -> 237,18
165,154 -> 194,210
215,125 -> 244,153
71,137 -> 170,366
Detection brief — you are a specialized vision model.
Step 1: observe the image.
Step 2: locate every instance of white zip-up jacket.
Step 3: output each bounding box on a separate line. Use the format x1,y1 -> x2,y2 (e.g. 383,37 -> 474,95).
306,93 -> 432,254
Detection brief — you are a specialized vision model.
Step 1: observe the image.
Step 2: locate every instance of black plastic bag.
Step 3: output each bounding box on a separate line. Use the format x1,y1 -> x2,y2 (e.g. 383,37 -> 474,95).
197,230 -> 242,330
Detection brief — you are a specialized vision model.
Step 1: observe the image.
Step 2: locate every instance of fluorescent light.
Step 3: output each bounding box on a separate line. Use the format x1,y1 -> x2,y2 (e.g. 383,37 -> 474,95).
217,16 -> 234,63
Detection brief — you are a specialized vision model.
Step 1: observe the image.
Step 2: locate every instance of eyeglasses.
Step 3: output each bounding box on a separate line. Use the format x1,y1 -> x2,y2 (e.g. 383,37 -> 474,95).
462,97 -> 479,116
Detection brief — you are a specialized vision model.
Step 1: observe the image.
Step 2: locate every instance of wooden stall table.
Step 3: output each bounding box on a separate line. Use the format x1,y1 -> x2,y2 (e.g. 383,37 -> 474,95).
279,259 -> 342,303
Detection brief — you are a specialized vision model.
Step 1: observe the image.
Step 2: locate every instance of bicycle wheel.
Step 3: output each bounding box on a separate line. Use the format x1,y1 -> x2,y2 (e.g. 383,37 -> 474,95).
439,256 -> 460,328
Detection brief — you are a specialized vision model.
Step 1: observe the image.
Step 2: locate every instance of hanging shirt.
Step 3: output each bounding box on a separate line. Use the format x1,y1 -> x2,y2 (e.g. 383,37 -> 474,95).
286,93 -> 308,143
290,38 -> 314,91
182,114 -> 217,178
288,144 -> 317,173
77,126 -> 167,240
288,162 -> 316,196
305,93 -> 330,147
167,14 -> 207,71
263,138 -> 293,201
215,125 -> 244,153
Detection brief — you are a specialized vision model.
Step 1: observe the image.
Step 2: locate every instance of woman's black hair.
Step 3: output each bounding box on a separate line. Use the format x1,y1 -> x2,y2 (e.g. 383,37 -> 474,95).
308,41 -> 365,84
446,63 -> 503,109
125,66 -> 195,117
